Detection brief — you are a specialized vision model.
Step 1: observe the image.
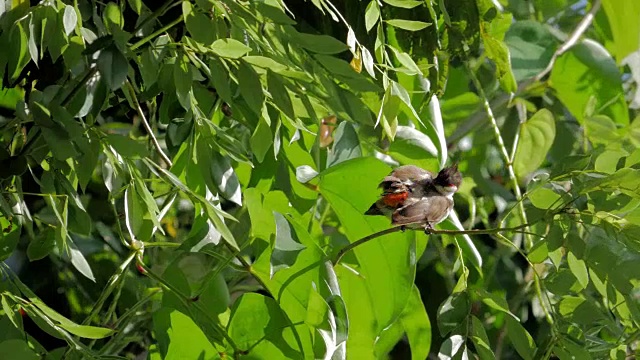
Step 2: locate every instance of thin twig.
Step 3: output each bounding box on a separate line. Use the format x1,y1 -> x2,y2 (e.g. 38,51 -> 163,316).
532,0 -> 601,82
124,79 -> 173,166
465,63 -> 531,247
333,223 -> 532,265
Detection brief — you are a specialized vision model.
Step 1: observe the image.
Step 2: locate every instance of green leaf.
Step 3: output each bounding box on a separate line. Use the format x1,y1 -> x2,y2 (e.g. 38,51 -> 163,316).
243,56 -> 288,72
471,316 -> 495,360
209,151 -> 242,206
228,293 -> 301,357
124,186 -> 154,241
475,289 -> 517,319
153,308 -> 218,359
319,158 -> 415,334
104,133 -> 150,158
600,0 -> 640,64
67,238 -> 95,282
567,252 -> 589,289
482,34 -> 517,92
185,12 -> 216,46
385,19 -> 430,31
62,5 -> 77,35
210,38 -> 251,59
0,340 -> 39,360
250,116 -> 273,163
127,0 -> 142,14
0,217 -> 20,261
513,109 -> 556,178
207,58 -> 233,104
291,32 -> 348,54
238,61 -> 264,115
7,272 -> 113,339
388,46 -> 422,75
550,40 -> 629,125
326,122 -> 361,167
558,296 -> 604,325
97,44 -> 128,90
295,165 -> 318,184
400,285 -> 432,360
174,55 -> 192,109
438,335 -> 465,360
267,70 -> 294,119
505,20 -> 557,81
1,295 -> 21,330
528,186 -> 561,209
7,21 -> 30,82
270,212 -> 306,277
585,115 -> 621,145
505,316 -> 536,360
437,291 -> 469,336
103,2 -> 123,32
364,0 -> 380,32
527,239 -> 548,264
27,228 -> 56,261
382,0 -> 423,9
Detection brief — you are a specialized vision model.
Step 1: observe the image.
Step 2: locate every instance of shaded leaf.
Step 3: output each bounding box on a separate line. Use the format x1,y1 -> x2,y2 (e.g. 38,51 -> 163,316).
270,212 -> 306,277
513,109 -> 555,178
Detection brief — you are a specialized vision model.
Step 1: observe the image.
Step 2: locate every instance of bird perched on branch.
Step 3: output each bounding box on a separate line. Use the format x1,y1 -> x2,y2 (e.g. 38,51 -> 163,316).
365,164 -> 462,232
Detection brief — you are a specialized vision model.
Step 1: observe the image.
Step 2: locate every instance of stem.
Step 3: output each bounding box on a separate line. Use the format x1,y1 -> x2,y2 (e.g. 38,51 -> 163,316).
81,251 -> 136,326
465,63 -> 531,248
224,242 -> 273,298
131,14 -> 184,51
124,79 -> 173,166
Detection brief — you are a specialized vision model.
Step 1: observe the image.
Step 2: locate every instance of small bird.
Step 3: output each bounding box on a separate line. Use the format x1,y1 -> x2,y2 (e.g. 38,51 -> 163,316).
364,165 -> 435,217
365,164 -> 463,232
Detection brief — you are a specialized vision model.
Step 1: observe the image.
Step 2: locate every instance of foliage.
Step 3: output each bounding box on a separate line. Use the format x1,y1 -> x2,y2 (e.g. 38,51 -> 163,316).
0,0 -> 639,359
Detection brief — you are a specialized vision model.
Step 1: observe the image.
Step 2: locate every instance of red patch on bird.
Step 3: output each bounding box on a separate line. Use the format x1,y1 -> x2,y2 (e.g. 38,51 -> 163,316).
382,192 -> 408,207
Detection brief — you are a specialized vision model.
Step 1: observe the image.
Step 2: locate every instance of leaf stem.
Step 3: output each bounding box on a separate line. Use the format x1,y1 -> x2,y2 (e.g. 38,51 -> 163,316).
130,13 -> 184,51
124,79 -> 173,166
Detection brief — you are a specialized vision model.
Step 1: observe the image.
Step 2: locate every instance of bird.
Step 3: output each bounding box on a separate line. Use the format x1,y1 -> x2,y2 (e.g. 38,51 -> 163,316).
364,165 -> 435,217
365,164 -> 463,233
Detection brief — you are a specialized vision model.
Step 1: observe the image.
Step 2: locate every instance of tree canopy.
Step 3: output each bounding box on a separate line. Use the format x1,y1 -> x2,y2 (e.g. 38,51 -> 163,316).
0,0 -> 639,359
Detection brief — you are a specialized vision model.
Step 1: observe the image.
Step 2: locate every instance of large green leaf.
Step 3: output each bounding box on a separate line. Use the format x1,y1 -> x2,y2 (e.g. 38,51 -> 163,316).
228,293 -> 301,357
600,0 -> 640,64
319,157 -> 417,335
550,40 -> 629,125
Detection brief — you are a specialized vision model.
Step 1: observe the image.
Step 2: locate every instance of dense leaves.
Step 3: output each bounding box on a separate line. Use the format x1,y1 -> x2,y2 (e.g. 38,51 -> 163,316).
0,0 -> 639,359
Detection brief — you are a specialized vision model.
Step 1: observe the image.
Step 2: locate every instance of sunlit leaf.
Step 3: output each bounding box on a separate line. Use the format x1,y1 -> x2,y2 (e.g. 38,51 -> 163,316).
385,19 -> 430,31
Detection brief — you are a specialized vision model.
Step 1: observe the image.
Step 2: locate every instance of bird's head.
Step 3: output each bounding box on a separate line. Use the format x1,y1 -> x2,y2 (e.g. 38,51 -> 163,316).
434,164 -> 462,196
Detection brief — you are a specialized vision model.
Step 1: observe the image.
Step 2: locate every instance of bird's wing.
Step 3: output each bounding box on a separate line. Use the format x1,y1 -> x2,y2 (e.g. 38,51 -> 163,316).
391,196 -> 453,225
391,165 -> 434,181
378,165 -> 434,192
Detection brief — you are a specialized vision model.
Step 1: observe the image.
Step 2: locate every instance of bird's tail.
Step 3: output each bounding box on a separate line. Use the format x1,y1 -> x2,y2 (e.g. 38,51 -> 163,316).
364,202 -> 384,215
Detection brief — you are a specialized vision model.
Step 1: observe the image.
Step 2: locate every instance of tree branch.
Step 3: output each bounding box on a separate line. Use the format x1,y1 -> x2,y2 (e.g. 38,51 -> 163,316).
448,0 -> 602,146
333,223 -> 532,265
532,0 -> 601,82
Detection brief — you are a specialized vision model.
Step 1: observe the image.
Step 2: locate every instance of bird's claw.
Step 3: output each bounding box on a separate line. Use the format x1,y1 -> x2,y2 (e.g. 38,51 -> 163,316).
400,225 -> 406,232
423,223 -> 433,235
